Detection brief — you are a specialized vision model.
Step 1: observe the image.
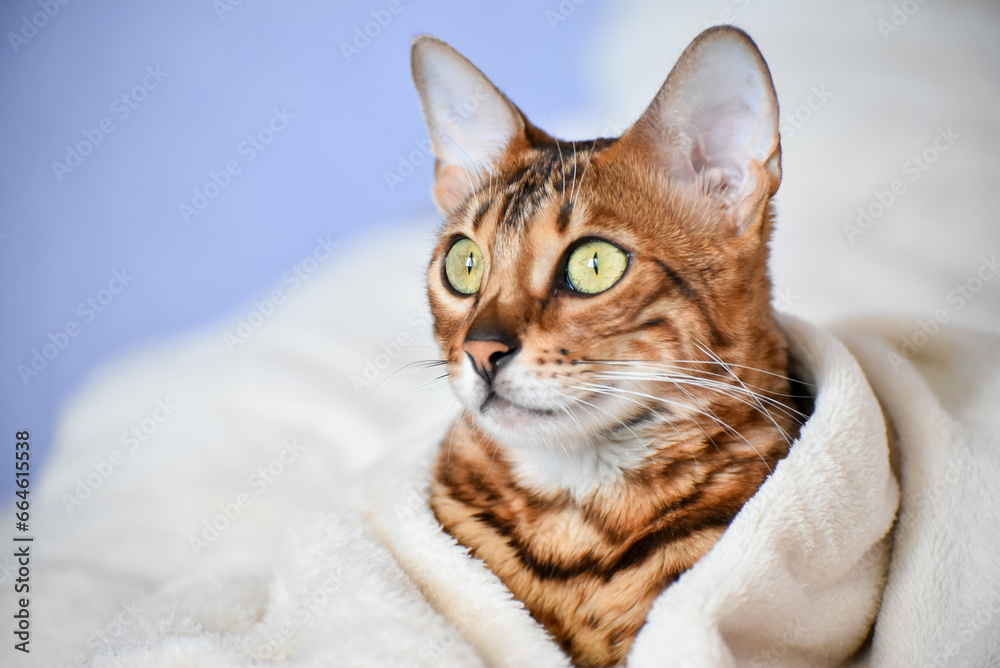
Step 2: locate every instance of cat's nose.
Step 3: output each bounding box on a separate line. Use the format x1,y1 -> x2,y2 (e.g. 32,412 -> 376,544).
463,338 -> 518,384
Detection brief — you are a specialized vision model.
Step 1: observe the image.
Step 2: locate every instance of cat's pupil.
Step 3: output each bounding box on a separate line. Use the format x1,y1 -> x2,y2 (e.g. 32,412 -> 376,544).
466,253 -> 474,275
588,252 -> 599,275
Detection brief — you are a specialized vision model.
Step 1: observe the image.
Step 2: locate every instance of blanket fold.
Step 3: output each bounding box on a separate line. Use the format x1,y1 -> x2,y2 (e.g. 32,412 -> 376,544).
834,322 -> 1000,667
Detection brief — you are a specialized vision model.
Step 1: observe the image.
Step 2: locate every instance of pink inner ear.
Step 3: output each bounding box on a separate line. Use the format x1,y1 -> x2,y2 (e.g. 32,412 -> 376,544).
433,163 -> 475,213
642,31 -> 780,200
413,38 -> 523,196
687,95 -> 765,190
670,67 -> 772,194
412,37 -> 544,217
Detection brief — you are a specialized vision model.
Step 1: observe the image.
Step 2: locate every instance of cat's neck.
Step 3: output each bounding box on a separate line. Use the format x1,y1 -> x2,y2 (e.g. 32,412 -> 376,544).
455,404 -> 789,507
501,426 -> 653,501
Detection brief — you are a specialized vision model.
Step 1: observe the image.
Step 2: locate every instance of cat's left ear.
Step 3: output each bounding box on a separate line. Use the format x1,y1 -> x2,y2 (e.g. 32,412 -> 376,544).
616,26 -> 782,236
411,35 -> 537,214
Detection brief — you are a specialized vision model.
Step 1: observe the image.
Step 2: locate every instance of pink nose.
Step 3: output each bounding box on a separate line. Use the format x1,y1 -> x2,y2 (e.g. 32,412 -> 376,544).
463,340 -> 511,378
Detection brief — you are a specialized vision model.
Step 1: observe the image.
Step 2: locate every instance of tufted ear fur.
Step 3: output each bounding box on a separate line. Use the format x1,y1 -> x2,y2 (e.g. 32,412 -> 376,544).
616,26 -> 782,235
411,35 -> 541,214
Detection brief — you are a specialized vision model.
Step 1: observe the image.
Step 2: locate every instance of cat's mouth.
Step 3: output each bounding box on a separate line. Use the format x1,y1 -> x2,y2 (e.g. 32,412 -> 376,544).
479,391 -> 558,419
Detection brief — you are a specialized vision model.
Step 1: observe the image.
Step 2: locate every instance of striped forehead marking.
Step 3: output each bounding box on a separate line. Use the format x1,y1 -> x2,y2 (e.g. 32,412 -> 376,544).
486,138 -> 618,236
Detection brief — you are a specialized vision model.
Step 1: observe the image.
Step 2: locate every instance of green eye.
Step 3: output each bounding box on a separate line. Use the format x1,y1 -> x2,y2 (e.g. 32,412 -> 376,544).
444,237 -> 485,295
566,240 -> 628,294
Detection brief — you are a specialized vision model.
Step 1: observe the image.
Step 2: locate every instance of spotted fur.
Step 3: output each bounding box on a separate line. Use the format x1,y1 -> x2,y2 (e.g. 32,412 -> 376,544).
413,27 -> 803,666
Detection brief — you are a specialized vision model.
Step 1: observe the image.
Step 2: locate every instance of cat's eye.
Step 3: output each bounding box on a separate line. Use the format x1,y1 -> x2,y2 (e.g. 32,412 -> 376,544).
444,237 -> 485,295
566,240 -> 628,294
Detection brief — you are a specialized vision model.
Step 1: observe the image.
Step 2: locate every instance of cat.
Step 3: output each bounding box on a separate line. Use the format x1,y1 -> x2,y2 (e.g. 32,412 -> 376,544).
411,25 -> 804,667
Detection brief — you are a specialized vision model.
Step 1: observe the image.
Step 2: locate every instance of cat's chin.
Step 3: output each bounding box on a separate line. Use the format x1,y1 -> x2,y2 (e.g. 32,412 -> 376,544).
476,392 -> 556,434
468,392 -> 595,454
481,391 -> 556,419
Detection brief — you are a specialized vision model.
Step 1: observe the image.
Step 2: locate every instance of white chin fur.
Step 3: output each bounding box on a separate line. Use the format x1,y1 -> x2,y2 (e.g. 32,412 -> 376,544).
506,438 -> 652,501
451,356 -> 653,500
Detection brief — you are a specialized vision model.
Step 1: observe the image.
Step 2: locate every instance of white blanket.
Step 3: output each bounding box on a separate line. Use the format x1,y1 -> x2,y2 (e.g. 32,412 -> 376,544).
13,223 -> 999,668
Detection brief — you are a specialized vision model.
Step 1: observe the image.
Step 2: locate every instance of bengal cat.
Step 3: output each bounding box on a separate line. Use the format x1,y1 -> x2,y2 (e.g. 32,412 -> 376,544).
411,26 -> 803,666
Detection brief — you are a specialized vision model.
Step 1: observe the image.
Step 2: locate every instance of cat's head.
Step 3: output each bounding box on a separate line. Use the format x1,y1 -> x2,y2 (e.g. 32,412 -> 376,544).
412,27 -> 789,458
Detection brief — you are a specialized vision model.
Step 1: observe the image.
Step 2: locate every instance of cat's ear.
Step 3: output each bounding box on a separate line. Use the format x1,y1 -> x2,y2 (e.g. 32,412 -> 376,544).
618,26 -> 781,235
411,35 -> 532,214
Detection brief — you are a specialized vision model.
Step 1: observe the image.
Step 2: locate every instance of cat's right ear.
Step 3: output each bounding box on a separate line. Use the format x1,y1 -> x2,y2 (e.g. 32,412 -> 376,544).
411,35 -> 529,214
614,26 -> 782,237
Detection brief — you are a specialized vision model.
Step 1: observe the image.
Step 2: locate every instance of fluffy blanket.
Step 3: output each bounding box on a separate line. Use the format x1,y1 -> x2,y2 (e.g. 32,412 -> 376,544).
13,224 -> 999,668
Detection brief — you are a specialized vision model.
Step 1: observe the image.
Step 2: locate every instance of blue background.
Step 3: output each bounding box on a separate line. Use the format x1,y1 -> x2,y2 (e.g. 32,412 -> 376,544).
0,0 -> 604,492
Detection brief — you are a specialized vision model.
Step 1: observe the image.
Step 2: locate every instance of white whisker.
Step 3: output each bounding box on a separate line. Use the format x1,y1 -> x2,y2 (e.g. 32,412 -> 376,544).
571,380 -> 773,472
692,339 -> 794,447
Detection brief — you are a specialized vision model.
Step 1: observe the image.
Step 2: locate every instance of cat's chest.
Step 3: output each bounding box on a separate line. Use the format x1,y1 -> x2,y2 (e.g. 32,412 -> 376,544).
430,444 -> 733,666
